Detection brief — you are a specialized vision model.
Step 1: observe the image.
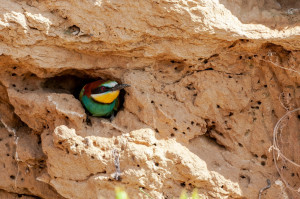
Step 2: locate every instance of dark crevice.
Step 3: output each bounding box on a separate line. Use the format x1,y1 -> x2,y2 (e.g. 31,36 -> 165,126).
170,60 -> 182,64
42,74 -> 96,97
205,119 -> 226,149
228,40 -> 239,48
0,189 -> 42,199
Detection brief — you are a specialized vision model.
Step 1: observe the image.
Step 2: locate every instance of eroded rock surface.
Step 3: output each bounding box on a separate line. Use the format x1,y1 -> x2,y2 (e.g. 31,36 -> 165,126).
0,0 -> 299,198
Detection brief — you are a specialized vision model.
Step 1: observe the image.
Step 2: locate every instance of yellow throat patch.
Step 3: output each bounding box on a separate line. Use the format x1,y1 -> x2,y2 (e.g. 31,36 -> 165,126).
91,90 -> 120,104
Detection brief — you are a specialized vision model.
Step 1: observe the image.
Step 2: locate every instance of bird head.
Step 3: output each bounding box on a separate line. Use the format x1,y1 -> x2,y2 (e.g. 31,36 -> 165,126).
90,80 -> 130,104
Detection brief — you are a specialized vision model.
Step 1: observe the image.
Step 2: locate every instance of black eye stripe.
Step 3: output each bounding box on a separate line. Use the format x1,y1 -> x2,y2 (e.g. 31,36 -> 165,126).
91,86 -> 109,94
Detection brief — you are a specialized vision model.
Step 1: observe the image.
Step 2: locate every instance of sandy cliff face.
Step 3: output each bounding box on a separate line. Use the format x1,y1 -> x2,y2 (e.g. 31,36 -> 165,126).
0,0 -> 299,198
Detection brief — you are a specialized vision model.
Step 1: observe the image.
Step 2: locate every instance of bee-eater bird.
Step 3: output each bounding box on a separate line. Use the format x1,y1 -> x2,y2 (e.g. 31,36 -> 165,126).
79,80 -> 130,117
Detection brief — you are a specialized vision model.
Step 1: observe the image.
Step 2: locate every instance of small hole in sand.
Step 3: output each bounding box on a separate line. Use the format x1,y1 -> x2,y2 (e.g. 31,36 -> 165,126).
261,154 -> 267,159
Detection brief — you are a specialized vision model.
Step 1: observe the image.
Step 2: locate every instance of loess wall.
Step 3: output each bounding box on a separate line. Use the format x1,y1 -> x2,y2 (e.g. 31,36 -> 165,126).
0,0 -> 299,198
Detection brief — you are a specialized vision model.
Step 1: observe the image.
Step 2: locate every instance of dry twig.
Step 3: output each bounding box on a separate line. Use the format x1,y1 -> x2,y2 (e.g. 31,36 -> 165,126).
258,179 -> 271,199
270,108 -> 300,195
112,149 -> 121,181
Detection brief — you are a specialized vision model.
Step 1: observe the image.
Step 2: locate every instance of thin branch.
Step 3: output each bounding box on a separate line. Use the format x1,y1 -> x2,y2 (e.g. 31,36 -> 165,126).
258,179 -> 271,199
112,149 -> 121,181
271,108 -> 300,194
262,59 -> 300,76
0,119 -> 20,189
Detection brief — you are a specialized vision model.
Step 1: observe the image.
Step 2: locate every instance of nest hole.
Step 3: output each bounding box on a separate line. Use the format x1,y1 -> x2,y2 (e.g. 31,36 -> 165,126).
42,74 -> 128,118
261,154 -> 267,159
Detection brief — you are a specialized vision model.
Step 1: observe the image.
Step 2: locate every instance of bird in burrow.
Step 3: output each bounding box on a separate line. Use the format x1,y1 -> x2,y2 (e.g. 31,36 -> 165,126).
79,80 -> 130,118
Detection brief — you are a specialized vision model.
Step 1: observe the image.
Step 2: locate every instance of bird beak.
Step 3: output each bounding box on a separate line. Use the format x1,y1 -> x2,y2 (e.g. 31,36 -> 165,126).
110,84 -> 131,91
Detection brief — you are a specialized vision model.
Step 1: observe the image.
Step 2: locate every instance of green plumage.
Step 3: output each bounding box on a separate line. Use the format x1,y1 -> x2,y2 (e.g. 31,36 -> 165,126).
79,80 -> 129,118
79,87 -> 119,117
